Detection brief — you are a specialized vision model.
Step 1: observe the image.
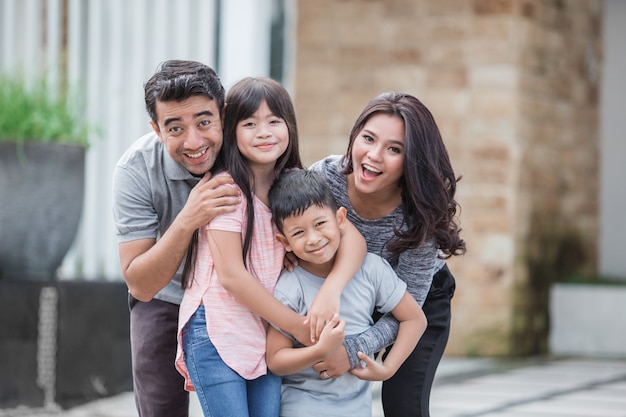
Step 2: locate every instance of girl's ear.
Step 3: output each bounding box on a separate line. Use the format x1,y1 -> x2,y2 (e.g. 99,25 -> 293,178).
275,233 -> 292,252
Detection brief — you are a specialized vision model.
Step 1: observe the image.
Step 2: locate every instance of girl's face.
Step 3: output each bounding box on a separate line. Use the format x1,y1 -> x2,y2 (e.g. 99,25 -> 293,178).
350,113 -> 405,197
236,100 -> 289,169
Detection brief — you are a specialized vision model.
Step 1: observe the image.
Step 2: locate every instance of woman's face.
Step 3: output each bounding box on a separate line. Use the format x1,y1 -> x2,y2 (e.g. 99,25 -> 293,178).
350,113 -> 405,196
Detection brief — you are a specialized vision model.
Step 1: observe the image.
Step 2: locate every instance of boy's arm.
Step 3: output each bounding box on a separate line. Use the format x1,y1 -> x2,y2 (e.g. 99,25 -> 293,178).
208,229 -> 311,345
267,316 -> 345,376
350,292 -> 426,381
307,219 -> 366,342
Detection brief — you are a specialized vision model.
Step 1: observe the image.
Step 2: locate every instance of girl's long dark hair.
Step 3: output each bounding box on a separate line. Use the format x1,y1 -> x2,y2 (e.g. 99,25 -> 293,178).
182,77 -> 302,288
342,91 -> 466,258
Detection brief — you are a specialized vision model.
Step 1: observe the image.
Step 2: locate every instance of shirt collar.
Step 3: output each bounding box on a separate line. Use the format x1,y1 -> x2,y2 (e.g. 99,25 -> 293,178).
163,148 -> 201,183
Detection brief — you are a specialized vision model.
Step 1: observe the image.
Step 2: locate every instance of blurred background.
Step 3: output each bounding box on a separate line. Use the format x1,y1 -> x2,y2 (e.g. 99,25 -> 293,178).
1,0 -> 625,411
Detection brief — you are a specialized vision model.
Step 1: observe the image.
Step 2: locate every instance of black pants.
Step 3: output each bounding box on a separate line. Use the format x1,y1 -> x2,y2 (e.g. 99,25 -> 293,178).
381,265 -> 456,417
129,295 -> 189,417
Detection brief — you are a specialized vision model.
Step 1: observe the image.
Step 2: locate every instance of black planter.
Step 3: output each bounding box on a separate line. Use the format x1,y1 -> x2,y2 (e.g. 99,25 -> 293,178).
0,141 -> 85,281
0,280 -> 133,409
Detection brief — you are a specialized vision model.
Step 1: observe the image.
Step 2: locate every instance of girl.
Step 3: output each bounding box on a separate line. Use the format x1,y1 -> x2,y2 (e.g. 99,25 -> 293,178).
175,77 -> 364,417
310,91 -> 466,417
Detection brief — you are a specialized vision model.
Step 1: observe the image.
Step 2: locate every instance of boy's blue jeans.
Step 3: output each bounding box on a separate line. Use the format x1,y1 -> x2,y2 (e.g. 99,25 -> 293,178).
182,305 -> 281,417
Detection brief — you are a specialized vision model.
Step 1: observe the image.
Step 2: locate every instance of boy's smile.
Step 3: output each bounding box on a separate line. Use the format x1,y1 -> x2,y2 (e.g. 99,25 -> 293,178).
277,205 -> 347,277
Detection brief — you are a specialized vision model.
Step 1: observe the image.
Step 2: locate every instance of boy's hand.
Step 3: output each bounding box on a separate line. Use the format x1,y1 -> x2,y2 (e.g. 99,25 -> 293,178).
349,351 -> 392,381
313,344 -> 351,378
305,291 -> 340,343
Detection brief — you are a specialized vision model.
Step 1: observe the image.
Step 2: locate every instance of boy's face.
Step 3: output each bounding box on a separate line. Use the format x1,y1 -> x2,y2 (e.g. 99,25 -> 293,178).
276,205 -> 347,269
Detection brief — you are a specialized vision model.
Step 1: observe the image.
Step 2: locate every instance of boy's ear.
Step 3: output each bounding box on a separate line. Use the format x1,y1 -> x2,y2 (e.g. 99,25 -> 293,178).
336,207 -> 347,228
275,233 -> 292,252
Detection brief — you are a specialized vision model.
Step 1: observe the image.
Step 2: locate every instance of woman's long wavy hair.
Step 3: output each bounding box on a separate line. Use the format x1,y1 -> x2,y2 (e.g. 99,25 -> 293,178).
342,91 -> 466,258
182,77 -> 302,288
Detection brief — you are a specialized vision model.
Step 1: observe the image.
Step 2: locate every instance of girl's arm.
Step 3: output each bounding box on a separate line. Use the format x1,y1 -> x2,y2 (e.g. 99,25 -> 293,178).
266,315 -> 345,376
307,219 -> 366,342
207,228 -> 310,345
350,292 -> 426,381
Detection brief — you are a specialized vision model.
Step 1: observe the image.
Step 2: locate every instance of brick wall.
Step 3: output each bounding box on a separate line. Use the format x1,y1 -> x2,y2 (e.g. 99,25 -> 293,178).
294,0 -> 602,356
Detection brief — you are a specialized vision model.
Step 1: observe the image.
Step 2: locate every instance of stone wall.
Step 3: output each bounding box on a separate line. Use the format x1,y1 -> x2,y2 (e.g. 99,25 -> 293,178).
293,0 -> 602,356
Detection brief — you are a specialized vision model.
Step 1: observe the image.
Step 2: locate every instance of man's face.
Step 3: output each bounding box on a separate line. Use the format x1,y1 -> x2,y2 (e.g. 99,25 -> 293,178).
151,96 -> 223,176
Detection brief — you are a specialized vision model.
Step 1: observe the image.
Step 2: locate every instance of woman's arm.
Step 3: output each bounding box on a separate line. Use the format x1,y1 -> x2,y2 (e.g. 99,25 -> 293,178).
350,292 -> 426,381
314,240 -> 438,373
306,219 -> 366,342
207,229 -> 310,345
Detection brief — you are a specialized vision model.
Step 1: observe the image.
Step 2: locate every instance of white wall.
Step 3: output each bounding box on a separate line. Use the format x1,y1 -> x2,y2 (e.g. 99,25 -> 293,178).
1,0 -> 277,280
599,0 -> 626,280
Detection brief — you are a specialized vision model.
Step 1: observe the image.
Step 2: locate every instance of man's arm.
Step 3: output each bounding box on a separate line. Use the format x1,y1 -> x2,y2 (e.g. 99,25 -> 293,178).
120,174 -> 239,301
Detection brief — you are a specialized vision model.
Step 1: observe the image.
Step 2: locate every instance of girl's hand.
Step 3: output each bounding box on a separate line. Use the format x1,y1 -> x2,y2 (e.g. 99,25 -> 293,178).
282,251 -> 299,272
305,291 -> 340,343
317,314 -> 345,354
349,351 -> 392,381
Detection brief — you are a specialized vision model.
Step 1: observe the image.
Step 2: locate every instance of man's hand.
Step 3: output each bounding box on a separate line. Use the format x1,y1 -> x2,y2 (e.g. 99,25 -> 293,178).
179,173 -> 240,230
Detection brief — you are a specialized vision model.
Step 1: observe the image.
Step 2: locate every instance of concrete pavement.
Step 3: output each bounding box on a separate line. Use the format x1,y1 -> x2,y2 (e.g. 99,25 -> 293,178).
2,357 -> 625,417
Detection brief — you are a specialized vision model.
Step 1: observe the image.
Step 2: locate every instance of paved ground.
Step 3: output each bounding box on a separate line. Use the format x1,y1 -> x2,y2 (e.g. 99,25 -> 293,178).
2,357 -> 625,417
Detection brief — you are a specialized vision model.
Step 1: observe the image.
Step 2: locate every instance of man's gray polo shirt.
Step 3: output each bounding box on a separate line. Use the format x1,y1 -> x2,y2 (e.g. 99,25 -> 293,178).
112,132 -> 201,304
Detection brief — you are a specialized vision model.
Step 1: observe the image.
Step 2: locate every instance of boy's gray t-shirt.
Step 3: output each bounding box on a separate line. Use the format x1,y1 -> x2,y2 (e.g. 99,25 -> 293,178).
273,253 -> 407,417
310,155 -> 445,366
112,132 -> 200,304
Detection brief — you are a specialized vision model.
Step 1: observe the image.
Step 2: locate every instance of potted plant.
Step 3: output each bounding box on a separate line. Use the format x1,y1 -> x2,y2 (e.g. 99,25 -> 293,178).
0,73 -> 92,282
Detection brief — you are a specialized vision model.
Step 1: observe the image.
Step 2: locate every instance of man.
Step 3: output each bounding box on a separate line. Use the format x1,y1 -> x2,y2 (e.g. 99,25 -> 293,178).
112,60 -> 239,417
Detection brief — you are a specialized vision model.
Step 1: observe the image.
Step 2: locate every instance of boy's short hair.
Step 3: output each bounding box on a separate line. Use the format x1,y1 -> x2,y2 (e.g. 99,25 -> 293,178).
269,170 -> 339,234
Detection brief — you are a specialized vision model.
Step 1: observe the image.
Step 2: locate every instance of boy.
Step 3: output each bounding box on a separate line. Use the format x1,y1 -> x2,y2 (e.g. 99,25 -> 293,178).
267,170 -> 427,417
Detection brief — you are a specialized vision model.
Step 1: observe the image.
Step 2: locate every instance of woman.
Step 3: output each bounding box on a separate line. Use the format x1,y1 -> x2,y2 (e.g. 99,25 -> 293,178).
310,91 -> 466,417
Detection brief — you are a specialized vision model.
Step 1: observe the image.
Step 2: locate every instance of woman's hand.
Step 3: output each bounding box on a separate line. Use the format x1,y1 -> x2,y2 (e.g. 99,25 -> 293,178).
349,351 -> 392,381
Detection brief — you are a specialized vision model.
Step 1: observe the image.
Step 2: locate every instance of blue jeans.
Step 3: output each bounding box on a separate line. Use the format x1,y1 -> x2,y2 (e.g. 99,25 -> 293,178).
182,305 -> 281,417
